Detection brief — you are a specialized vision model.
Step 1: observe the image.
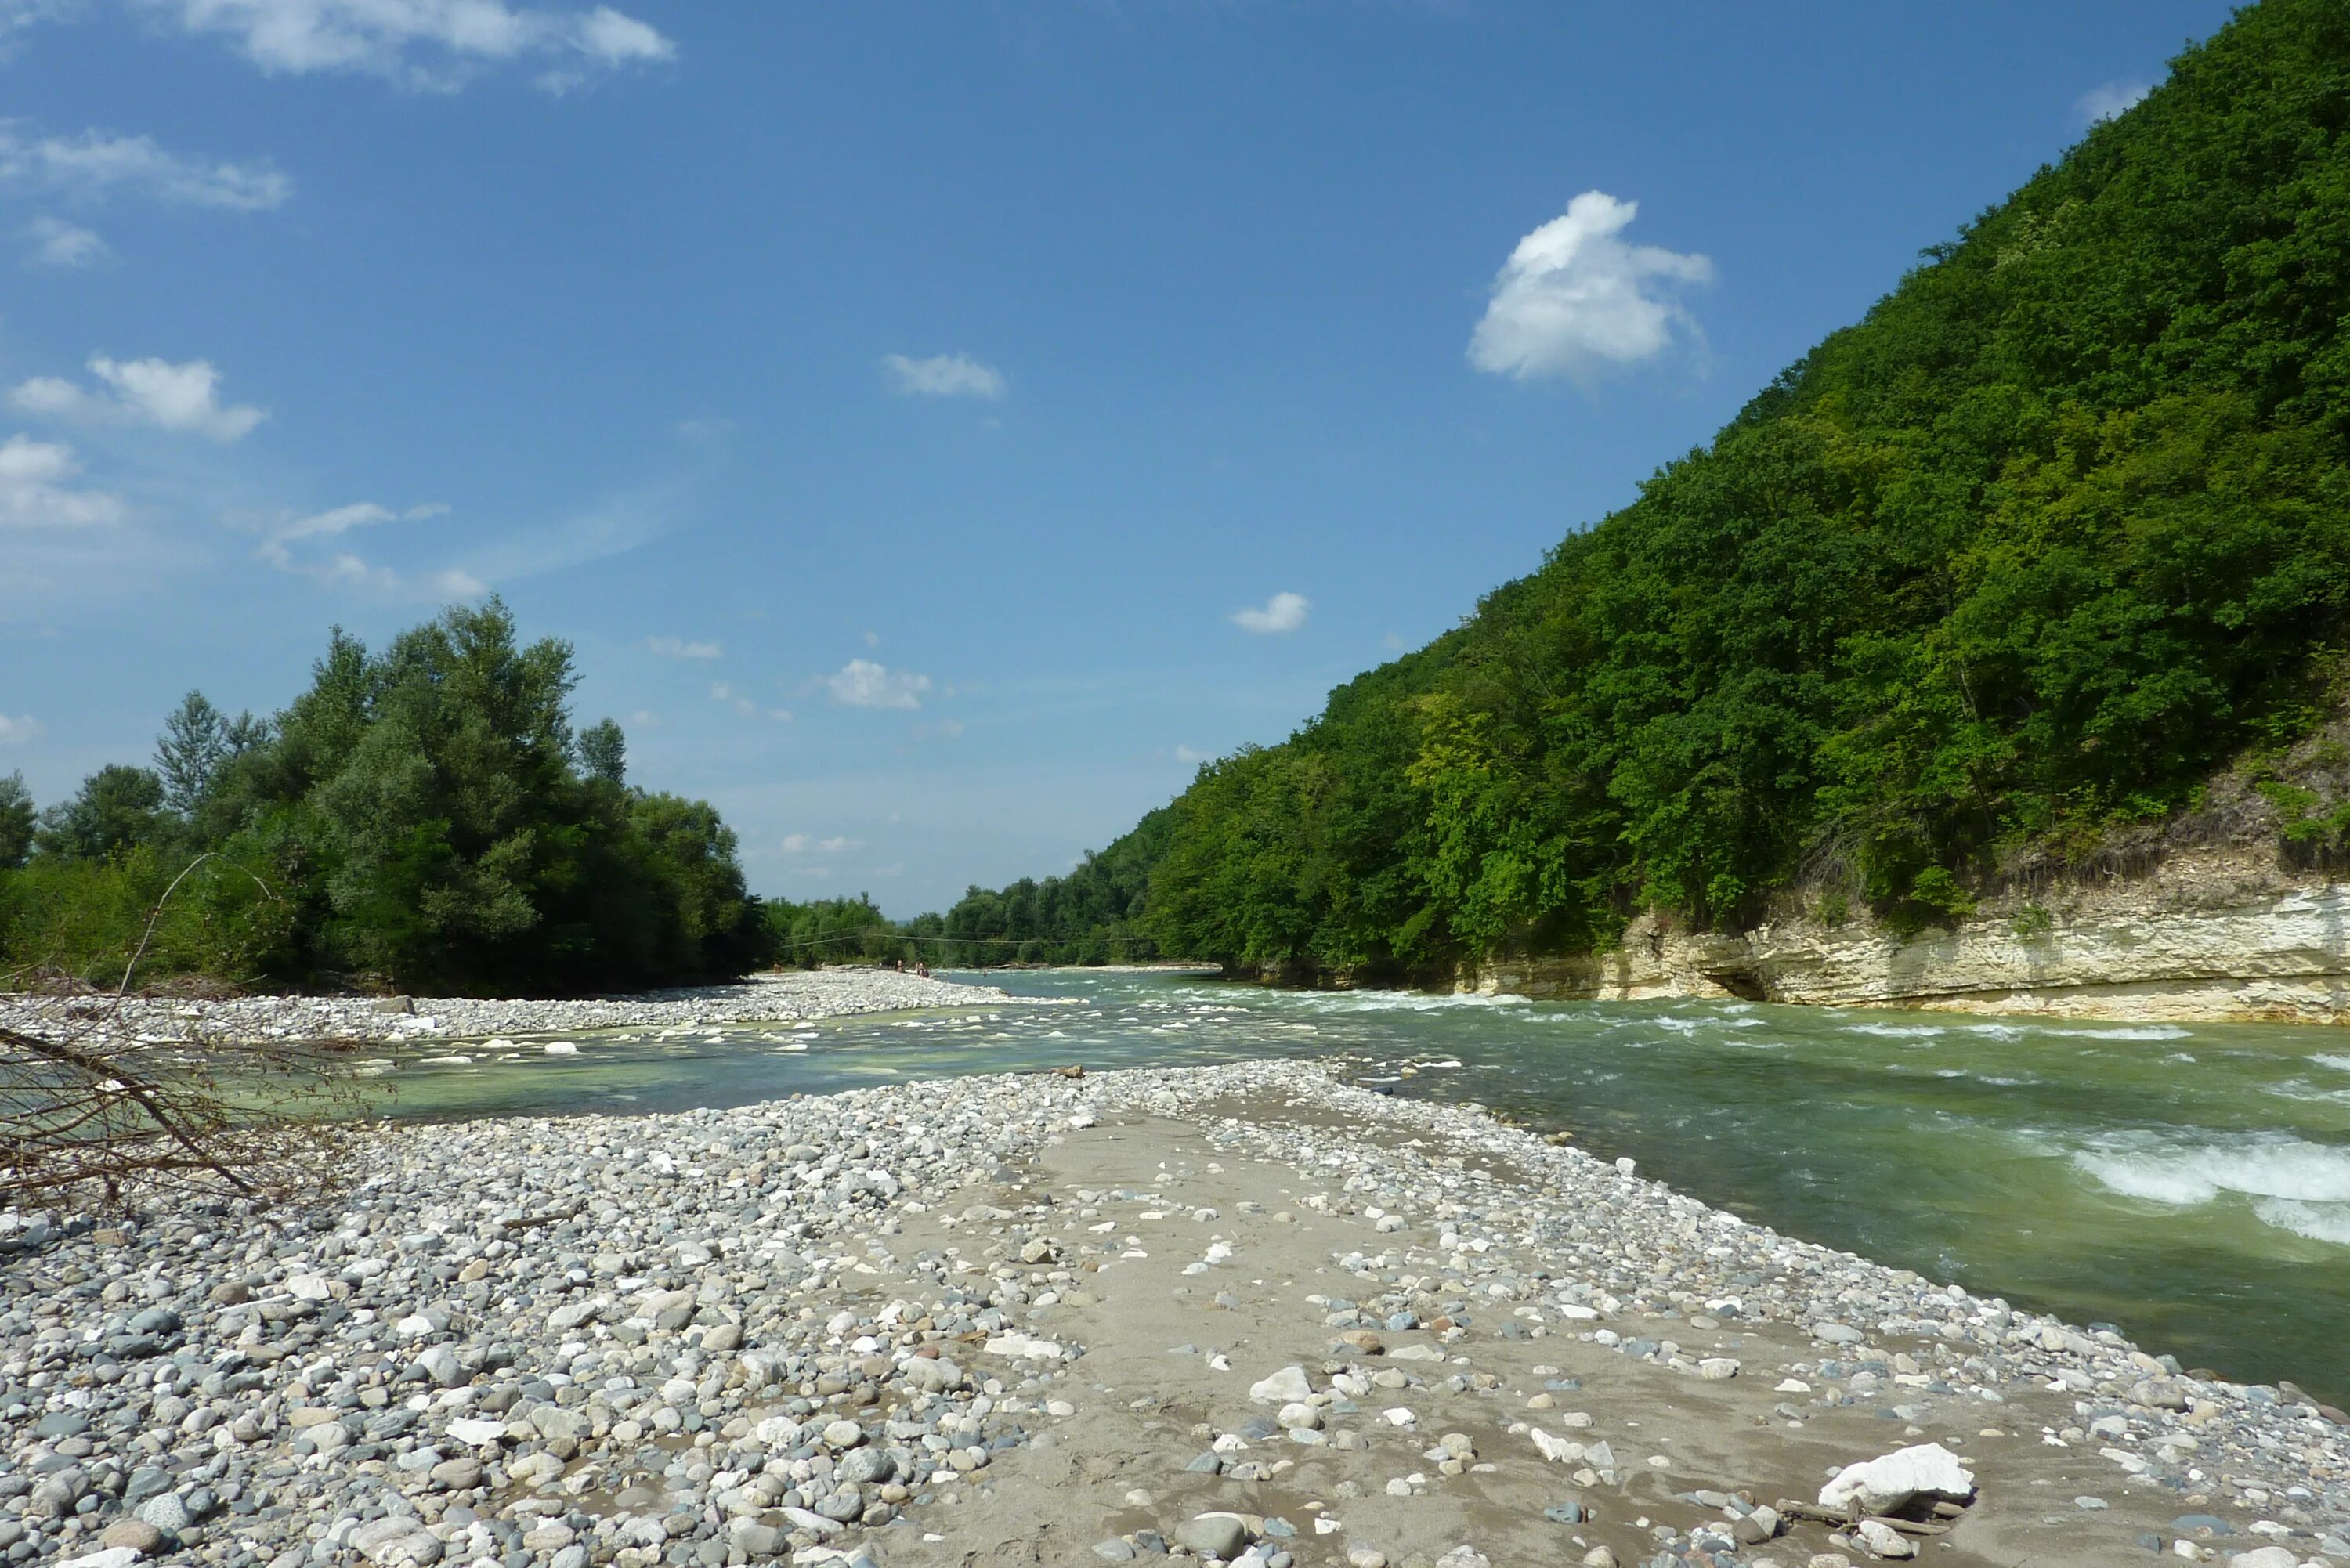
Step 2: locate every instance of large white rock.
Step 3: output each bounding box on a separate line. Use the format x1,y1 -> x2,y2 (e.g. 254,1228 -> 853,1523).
1820,1442 -> 1976,1514
983,1333 -> 1065,1360
1249,1365 -> 1314,1404
1530,1427 -> 1582,1463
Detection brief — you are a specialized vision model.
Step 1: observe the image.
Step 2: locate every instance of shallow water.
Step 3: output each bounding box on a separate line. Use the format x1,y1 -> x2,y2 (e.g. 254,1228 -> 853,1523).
378,969 -> 2350,1401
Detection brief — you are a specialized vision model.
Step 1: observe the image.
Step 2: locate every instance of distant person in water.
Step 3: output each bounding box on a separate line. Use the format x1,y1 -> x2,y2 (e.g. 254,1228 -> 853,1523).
917,963 -> 930,978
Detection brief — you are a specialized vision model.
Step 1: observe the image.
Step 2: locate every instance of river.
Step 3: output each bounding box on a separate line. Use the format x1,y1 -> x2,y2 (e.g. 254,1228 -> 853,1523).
374,967 -> 2350,1403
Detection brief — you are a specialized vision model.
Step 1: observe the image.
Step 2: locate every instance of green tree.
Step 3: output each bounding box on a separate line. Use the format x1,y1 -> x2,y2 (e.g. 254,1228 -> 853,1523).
578,717 -> 627,785
34,766 -> 167,862
0,774 -> 33,871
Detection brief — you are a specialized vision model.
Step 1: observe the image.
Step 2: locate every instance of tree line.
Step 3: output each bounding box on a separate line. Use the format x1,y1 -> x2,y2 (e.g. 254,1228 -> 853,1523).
0,601 -> 774,995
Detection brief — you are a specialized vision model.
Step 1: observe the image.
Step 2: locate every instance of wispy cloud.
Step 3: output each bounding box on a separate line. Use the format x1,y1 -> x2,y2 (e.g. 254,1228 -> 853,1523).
826,658 -> 931,710
442,478 -> 687,587
647,634 -> 721,659
1469,191 -> 1712,385
146,0 -> 675,87
710,680 -> 790,722
881,352 -> 1006,400
2078,81 -> 2151,124
0,433 -> 123,529
21,215 -> 107,269
253,500 -> 454,591
0,123 -> 290,210
780,833 -> 860,854
1231,590 -> 1309,634
12,356 -> 266,441
0,712 -> 45,745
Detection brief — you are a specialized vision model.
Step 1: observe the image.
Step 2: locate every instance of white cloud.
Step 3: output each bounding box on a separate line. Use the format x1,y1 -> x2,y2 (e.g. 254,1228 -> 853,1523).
1231,590 -> 1309,634
2078,81 -> 2151,124
870,863 -> 904,877
1174,744 -> 1205,763
0,712 -> 45,744
22,215 -> 108,269
0,433 -> 123,528
151,0 -> 675,85
1468,191 -> 1712,384
881,352 -> 1006,400
0,125 -> 290,209
432,567 -> 486,597
826,658 -> 931,710
12,356 -> 266,440
780,833 -> 861,855
647,634 -> 721,659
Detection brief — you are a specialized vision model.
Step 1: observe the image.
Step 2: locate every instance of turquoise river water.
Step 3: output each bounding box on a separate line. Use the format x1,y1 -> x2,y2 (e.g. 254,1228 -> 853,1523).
371,969 -> 2350,1404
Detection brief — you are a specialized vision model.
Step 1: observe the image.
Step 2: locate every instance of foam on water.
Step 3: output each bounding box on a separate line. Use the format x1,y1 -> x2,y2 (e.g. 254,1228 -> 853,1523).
1285,990 -> 1534,1013
2253,1198 -> 2350,1246
2072,1132 -> 2350,1219
2314,1054 -> 2350,1075
2046,1024 -> 2193,1042
1844,1023 -> 1947,1039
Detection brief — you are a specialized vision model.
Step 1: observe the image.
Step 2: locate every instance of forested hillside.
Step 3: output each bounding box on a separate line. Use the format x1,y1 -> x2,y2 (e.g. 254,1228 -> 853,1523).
0,602 -> 773,995
945,0 -> 2350,977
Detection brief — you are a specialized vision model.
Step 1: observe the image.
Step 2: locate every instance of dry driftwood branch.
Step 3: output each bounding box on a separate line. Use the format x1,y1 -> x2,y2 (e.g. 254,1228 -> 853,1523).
1773,1501 -> 1954,1538
1,854 -> 367,1212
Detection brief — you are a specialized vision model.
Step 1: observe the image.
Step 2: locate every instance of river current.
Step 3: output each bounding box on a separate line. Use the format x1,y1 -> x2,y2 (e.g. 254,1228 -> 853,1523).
375,968 -> 2350,1402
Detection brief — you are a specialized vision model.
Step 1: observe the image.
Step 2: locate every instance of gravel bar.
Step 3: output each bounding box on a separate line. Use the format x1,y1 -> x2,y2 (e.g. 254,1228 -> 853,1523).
2,1058 -> 2341,1568
0,971 -> 1014,1050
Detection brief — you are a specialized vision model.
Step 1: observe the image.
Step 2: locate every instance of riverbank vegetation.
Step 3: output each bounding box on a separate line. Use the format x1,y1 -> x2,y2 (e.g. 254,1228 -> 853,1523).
936,0 -> 2350,977
0,602 -> 772,996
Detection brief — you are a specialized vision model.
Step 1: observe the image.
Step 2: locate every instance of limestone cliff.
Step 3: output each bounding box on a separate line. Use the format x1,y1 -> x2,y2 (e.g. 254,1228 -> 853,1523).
1458,844 -> 2350,1024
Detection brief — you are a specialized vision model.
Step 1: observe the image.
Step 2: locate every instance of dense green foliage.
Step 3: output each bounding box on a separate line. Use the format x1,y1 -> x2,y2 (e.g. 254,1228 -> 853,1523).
953,0 -> 2350,977
0,602 -> 773,995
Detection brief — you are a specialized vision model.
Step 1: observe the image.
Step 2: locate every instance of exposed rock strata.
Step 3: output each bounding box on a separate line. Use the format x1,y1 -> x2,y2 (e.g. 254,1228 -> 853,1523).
1462,858 -> 2350,1025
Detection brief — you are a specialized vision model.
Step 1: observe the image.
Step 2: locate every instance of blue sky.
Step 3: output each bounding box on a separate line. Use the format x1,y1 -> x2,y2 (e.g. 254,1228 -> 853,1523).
0,0 -> 2233,914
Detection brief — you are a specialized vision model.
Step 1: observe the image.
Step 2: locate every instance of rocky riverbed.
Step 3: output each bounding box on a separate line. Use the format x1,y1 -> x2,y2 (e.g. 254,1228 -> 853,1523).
0,971 -> 1008,1051
5,1058 -> 2346,1568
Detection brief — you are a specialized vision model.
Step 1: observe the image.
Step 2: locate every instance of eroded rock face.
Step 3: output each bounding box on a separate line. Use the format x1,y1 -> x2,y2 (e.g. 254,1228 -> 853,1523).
1462,868 -> 2350,1025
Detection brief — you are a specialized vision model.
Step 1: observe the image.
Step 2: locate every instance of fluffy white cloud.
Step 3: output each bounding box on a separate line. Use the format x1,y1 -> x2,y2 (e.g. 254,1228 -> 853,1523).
22,215 -> 108,269
817,836 -> 860,852
647,635 -> 721,659
2078,81 -> 2151,123
826,658 -> 931,710
881,352 -> 1006,399
13,356 -> 266,440
0,125 -> 289,209
0,713 -> 45,745
154,0 -> 674,85
1468,191 -> 1712,384
779,833 -> 809,852
0,433 -> 123,528
1231,590 -> 1309,634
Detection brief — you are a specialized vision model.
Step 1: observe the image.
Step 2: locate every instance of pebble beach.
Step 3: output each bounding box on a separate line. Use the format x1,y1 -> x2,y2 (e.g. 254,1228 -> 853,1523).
5,975 -> 2348,1568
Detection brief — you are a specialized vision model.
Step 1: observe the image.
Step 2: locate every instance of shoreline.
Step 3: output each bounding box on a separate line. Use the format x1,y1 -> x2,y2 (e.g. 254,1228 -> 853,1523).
0,970 -> 1019,1050
5,1059 -> 2340,1568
